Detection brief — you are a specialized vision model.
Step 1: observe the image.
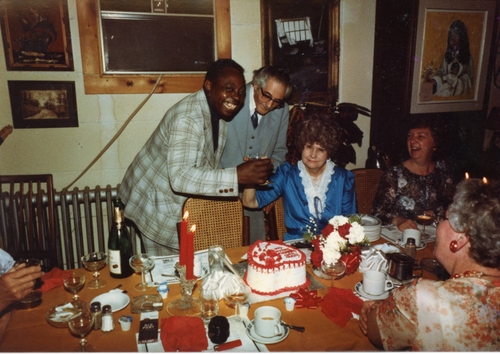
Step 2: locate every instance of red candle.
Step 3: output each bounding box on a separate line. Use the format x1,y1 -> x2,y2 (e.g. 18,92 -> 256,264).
186,225 -> 196,280
179,211 -> 189,266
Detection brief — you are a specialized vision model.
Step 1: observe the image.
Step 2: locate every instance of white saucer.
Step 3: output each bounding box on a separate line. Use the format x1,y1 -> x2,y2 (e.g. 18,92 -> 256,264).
387,274 -> 413,287
398,240 -> 427,250
91,290 -> 130,312
246,320 -> 290,344
355,282 -> 390,300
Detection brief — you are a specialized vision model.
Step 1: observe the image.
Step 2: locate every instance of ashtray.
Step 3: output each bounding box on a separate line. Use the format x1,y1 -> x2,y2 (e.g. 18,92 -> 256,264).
46,302 -> 82,328
130,294 -> 164,313
17,290 -> 42,309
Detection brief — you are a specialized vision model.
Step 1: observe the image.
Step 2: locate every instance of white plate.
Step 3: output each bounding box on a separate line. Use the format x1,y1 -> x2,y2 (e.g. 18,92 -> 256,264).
361,215 -> 382,227
246,320 -> 290,344
355,282 -> 390,300
398,240 -> 427,250
387,274 -> 413,287
91,291 -> 130,312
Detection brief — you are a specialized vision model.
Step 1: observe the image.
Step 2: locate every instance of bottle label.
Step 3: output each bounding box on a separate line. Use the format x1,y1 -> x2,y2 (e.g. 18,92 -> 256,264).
109,249 -> 122,275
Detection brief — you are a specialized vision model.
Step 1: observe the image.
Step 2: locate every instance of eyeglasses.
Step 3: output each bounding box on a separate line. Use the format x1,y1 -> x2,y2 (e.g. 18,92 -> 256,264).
435,215 -> 449,225
260,88 -> 284,108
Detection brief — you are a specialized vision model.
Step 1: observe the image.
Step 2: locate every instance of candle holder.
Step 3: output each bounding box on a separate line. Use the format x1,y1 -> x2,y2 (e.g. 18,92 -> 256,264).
166,262 -> 201,317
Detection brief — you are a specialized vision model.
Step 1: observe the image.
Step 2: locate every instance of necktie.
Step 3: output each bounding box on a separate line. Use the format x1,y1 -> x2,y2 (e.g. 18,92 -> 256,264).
251,109 -> 258,129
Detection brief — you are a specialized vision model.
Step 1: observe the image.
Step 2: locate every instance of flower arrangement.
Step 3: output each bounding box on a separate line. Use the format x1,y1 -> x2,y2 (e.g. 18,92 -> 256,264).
421,63 -> 437,82
306,215 -> 368,275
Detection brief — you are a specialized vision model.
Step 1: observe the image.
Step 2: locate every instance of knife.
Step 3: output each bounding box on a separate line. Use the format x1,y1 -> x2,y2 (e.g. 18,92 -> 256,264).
242,320 -> 261,352
214,339 -> 242,351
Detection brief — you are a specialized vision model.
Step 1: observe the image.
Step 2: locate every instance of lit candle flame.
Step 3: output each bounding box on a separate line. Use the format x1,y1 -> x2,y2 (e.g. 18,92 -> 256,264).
465,172 -> 469,179
190,225 -> 196,233
183,211 -> 189,220
483,177 -> 488,184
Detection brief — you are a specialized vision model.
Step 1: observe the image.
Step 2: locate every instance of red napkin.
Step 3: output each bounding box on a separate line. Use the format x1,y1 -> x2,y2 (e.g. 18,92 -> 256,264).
40,267 -> 71,293
319,287 -> 364,328
160,316 -> 208,352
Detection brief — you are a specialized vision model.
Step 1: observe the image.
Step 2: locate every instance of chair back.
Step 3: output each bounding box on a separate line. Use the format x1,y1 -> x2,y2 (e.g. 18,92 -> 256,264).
182,197 -> 249,251
0,174 -> 59,270
266,197 -> 286,240
352,168 -> 385,215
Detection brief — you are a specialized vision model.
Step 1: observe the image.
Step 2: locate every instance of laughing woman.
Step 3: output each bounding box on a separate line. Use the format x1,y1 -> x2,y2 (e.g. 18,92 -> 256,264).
372,117 -> 455,231
242,113 -> 356,241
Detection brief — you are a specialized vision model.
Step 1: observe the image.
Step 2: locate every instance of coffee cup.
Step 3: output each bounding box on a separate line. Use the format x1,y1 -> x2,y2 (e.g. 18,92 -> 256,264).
403,229 -> 421,247
388,253 -> 423,281
362,270 -> 394,295
254,306 -> 283,338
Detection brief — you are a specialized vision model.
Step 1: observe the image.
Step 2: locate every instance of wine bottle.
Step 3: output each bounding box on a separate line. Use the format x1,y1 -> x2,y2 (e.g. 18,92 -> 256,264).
108,198 -> 134,279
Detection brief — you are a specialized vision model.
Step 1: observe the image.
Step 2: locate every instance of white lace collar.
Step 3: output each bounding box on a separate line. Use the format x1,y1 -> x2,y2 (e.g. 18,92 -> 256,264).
298,159 -> 335,219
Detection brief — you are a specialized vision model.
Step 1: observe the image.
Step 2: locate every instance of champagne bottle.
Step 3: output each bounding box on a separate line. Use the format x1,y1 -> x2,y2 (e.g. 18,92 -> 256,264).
108,198 -> 134,279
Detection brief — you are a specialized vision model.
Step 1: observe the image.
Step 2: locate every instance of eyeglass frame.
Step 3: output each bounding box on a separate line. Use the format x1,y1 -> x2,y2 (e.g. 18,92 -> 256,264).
435,214 -> 449,225
260,87 -> 285,108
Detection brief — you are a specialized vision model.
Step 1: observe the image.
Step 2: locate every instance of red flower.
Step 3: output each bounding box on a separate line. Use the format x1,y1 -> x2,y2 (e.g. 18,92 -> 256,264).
337,223 -> 352,239
310,249 -> 323,268
321,224 -> 334,238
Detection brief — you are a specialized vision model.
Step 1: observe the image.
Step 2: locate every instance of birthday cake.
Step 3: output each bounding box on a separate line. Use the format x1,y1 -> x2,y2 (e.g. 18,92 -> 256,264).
244,241 -> 309,296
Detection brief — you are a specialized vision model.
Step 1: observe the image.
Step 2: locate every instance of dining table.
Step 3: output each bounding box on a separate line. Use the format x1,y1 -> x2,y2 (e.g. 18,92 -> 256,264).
0,232 -> 439,352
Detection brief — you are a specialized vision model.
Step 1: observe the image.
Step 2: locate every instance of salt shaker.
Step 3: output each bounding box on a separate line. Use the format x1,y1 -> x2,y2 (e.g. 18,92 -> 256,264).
101,305 -> 114,332
404,237 -> 417,259
90,301 -> 102,330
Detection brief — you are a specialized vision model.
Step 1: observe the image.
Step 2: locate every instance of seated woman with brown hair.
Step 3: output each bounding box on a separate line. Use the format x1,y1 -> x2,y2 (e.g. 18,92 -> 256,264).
360,178 -> 500,351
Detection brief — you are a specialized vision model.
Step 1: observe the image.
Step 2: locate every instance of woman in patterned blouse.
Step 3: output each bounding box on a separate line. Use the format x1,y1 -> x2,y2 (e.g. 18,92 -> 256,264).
360,178 -> 500,351
372,117 -> 455,231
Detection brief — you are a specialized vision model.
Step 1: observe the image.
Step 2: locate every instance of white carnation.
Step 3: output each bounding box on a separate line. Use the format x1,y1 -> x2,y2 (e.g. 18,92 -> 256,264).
347,222 -> 365,244
330,215 -> 349,227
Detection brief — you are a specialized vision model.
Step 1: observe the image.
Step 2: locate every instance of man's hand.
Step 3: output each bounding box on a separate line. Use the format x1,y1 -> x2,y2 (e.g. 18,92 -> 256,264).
236,158 -> 273,185
0,263 -> 43,311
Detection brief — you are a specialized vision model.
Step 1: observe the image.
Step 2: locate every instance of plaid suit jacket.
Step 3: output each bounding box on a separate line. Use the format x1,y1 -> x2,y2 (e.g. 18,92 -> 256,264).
119,90 -> 239,249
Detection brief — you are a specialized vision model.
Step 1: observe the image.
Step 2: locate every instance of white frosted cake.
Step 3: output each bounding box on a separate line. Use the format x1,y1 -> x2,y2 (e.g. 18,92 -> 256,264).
244,241 -> 309,295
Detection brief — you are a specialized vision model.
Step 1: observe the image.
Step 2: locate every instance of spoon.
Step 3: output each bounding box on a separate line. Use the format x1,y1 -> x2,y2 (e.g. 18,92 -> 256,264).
281,322 -> 305,332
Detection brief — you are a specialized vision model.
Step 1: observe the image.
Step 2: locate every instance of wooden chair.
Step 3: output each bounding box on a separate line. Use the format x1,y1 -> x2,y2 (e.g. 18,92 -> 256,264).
0,174 -> 59,270
182,197 -> 249,251
266,197 -> 286,240
352,168 -> 385,215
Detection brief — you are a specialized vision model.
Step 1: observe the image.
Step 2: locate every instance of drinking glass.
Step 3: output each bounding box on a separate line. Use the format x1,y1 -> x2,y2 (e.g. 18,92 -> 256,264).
63,271 -> 86,302
223,280 -> 250,321
129,254 -> 155,291
245,154 -> 272,185
416,212 -> 434,238
199,280 -> 220,323
68,313 -> 95,352
321,259 -> 346,287
81,252 -> 107,289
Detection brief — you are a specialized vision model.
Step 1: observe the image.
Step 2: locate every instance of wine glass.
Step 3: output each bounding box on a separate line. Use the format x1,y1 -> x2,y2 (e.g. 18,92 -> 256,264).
416,212 -> 434,238
81,252 -> 107,289
321,259 -> 346,287
223,279 -> 250,321
129,254 -> 155,291
245,154 -> 272,186
68,312 -> 95,352
63,271 -> 86,302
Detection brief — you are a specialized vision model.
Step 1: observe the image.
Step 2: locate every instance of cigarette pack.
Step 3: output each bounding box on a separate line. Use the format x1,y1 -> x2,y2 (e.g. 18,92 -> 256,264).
138,311 -> 159,344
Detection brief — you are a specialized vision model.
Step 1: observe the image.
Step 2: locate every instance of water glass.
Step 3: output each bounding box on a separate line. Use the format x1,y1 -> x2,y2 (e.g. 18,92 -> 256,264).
200,280 -> 219,322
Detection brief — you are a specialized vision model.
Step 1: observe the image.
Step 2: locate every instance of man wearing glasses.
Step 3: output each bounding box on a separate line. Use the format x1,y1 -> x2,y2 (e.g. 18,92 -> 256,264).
220,66 -> 292,244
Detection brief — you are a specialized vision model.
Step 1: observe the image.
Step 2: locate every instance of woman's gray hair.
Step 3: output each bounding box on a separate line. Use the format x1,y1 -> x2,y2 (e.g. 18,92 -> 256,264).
447,178 -> 500,268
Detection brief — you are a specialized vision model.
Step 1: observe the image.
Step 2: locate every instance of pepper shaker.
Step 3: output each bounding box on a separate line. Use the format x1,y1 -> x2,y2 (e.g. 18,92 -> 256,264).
404,237 -> 417,259
90,301 -> 102,330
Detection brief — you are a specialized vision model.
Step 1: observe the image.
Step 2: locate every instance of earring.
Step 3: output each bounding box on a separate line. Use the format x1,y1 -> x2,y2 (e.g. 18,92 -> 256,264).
449,240 -> 459,253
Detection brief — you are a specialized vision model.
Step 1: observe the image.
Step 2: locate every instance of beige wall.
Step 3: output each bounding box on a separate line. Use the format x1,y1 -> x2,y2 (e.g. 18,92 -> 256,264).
0,0 -> 375,191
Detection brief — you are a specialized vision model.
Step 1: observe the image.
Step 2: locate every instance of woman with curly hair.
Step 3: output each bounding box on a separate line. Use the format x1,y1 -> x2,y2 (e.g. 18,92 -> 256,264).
242,112 -> 356,241
360,178 -> 500,351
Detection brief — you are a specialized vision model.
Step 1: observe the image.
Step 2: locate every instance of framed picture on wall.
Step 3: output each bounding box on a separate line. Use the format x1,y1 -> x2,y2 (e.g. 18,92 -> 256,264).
0,0 -> 73,71
8,81 -> 78,129
410,0 -> 496,114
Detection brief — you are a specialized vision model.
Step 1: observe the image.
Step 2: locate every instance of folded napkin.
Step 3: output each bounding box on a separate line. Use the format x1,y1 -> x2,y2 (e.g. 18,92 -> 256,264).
40,267 -> 71,293
160,316 -> 208,352
320,287 -> 364,328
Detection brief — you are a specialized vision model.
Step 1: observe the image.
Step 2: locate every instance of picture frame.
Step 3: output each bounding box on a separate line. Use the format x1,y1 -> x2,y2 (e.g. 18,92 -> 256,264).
8,81 -> 78,129
0,0 -> 73,71
410,0 -> 496,114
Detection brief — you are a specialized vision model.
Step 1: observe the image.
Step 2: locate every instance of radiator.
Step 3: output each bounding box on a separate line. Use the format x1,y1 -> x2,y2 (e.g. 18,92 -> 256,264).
0,184 -> 141,270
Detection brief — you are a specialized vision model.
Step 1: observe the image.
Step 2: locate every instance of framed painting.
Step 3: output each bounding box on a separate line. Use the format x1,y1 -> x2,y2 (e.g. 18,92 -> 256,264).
8,81 -> 78,129
410,0 -> 496,114
0,0 -> 73,71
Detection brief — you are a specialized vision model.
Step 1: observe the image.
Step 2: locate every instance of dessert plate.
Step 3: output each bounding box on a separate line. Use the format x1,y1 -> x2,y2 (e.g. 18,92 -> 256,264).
355,282 -> 390,300
91,290 -> 130,312
246,320 -> 290,344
